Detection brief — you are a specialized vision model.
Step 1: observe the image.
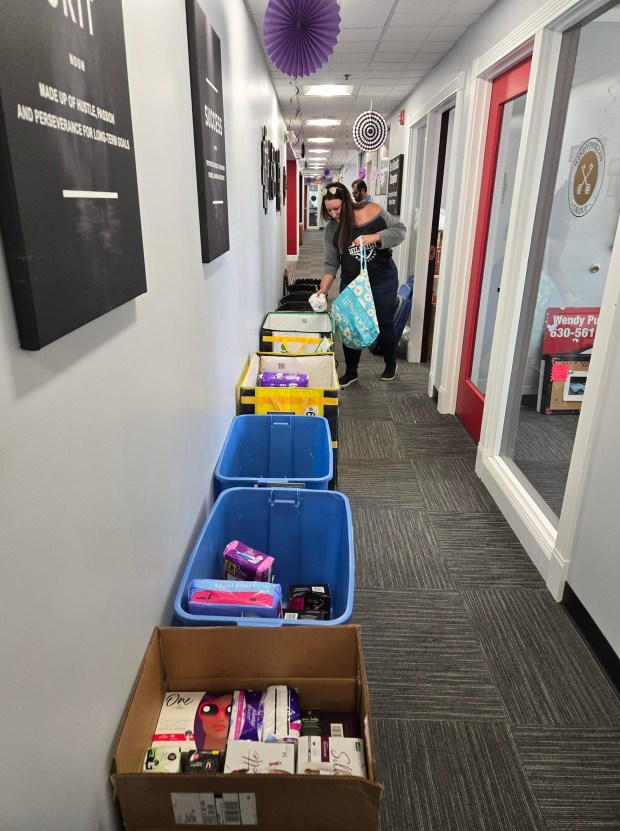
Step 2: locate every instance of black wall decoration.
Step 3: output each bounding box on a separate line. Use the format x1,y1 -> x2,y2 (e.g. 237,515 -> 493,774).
387,154 -> 405,216
185,0 -> 229,262
275,149 -> 281,212
0,0 -> 146,350
260,127 -> 281,214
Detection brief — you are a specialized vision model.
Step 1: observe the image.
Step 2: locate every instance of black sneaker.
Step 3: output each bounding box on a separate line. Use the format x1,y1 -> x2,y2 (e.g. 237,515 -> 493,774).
381,365 -> 397,381
339,371 -> 359,389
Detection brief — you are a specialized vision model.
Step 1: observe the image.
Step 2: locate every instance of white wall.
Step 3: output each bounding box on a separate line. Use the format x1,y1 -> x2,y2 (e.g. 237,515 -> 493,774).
568,308 -> 620,653
0,1 -> 285,828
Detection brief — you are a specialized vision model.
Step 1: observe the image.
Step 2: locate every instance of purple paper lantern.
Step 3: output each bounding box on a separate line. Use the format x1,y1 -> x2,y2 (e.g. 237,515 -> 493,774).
263,0 -> 341,78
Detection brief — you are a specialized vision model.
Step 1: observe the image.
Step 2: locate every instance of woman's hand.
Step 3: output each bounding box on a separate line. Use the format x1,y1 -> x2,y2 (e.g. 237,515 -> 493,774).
354,233 -> 381,247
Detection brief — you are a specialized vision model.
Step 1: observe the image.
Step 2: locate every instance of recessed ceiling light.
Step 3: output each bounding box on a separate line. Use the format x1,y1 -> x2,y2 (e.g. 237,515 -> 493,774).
306,137 -> 334,144
308,149 -> 328,154
305,118 -> 341,126
304,85 -> 353,97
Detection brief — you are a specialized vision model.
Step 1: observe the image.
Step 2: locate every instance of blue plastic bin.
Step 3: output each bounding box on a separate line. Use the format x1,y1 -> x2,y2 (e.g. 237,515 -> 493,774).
214,414 -> 332,495
173,487 -> 354,626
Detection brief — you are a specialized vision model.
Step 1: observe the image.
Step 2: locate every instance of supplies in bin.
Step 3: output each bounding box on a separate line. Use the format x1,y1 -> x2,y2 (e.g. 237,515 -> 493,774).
188,579 -> 282,618
258,371 -> 309,387
224,686 -> 299,774
141,684 -> 367,780
152,691 -> 233,752
297,736 -> 367,777
185,750 -> 221,773
223,540 -> 275,582
287,584 -> 331,619
144,747 -> 182,773
300,709 -> 358,738
224,740 -> 295,774
229,685 -> 300,744
229,690 -> 263,741
260,685 -> 301,743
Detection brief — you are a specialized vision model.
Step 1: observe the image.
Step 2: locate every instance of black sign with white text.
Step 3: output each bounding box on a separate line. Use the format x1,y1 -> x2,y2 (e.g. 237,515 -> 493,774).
185,0 -> 229,263
0,0 -> 146,350
387,154 -> 404,216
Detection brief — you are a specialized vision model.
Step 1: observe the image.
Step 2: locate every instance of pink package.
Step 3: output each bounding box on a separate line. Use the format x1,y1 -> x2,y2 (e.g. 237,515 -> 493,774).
223,540 -> 275,582
258,372 -> 309,387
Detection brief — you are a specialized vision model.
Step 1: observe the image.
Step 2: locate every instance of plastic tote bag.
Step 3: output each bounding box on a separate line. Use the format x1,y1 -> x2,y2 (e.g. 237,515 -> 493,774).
331,243 -> 379,349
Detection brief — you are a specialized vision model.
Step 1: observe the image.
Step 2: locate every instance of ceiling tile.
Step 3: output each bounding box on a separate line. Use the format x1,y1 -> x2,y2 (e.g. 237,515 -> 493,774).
383,26 -> 433,40
391,12 -> 445,26
427,25 -> 467,39
337,28 -> 385,42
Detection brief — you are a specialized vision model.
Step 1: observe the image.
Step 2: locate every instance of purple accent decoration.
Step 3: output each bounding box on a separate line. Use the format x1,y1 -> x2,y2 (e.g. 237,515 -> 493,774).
358,167 -> 366,179
263,0 -> 341,78
323,168 -> 332,178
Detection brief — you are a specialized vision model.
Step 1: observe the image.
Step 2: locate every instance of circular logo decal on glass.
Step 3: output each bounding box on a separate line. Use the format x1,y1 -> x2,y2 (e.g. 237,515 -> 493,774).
568,138 -> 605,217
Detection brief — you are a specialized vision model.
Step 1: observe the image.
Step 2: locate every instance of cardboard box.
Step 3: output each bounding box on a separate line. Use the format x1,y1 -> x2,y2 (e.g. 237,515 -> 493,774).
112,626 -> 381,830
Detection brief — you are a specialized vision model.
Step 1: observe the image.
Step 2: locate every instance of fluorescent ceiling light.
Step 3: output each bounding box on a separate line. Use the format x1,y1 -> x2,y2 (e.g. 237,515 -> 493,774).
306,137 -> 334,144
305,118 -> 341,126
304,85 -> 353,96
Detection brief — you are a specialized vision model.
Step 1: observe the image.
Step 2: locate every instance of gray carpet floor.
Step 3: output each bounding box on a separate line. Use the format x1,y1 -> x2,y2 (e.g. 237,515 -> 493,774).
290,232 -> 620,831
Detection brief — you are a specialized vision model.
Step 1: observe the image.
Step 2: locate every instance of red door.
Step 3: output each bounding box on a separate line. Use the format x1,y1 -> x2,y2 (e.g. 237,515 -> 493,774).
456,58 -> 531,442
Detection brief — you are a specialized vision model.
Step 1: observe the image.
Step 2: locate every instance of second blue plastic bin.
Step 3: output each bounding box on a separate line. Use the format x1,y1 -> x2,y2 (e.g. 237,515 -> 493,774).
173,487 -> 354,626
214,414 -> 332,495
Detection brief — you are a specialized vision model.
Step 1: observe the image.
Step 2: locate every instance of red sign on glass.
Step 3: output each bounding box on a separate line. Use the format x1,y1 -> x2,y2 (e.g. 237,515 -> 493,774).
542,307 -> 600,354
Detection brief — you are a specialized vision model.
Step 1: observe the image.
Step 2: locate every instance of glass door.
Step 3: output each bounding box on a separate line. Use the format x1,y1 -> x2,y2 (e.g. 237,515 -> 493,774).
502,7 -> 620,518
456,58 -> 532,442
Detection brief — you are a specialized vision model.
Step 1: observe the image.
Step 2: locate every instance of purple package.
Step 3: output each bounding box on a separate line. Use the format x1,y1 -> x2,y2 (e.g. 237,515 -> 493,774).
223,540 -> 275,582
258,372 -> 309,388
230,690 -> 263,741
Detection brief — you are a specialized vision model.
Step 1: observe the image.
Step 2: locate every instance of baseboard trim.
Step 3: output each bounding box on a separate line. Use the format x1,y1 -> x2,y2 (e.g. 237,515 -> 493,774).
562,582 -> 620,693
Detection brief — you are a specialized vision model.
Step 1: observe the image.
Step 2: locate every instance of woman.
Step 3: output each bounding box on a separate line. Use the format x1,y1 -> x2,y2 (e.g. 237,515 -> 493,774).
316,182 -> 407,386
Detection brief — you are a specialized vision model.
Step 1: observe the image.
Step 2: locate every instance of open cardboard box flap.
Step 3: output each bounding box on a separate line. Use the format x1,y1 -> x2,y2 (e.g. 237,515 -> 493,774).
112,626 -> 382,831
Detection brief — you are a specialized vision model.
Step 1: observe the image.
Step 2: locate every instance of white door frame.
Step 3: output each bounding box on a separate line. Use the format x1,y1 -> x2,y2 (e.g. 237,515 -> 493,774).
400,74 -> 466,365
448,0 -> 620,600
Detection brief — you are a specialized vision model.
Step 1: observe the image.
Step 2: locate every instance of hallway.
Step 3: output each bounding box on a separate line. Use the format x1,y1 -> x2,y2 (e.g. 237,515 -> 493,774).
292,231 -> 620,831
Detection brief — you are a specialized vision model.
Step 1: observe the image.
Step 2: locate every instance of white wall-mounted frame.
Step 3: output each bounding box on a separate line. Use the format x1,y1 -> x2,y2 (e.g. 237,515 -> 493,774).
400,74 -> 466,364
461,0 -> 620,602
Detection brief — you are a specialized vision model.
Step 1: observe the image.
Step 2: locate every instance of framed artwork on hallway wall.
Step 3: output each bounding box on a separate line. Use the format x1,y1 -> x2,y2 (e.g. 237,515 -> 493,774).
185,0 -> 230,262
0,0 -> 146,350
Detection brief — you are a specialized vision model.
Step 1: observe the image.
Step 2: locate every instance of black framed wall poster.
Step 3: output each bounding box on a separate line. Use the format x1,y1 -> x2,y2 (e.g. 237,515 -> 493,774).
0,0 -> 146,350
387,154 -> 404,215
185,0 -> 229,262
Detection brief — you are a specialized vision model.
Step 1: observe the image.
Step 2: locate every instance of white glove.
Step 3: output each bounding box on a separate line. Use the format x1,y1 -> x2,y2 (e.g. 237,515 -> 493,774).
309,292 -> 327,312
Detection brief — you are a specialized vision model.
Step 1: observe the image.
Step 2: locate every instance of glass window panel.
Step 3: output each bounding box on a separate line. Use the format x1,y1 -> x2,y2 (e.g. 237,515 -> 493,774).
471,94 -> 526,394
503,7 -> 620,517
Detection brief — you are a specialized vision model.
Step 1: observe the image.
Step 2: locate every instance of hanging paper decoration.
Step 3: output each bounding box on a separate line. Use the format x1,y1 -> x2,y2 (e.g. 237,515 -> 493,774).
263,0 -> 341,78
358,166 -> 366,179
353,110 -> 388,152
323,168 -> 332,178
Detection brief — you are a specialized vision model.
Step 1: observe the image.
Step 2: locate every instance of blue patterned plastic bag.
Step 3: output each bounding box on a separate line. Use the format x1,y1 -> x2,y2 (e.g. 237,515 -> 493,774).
331,244 -> 379,349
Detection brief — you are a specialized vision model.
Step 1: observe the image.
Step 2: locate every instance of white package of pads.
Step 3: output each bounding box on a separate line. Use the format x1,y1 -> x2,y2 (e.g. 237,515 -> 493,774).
259,685 -> 301,743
